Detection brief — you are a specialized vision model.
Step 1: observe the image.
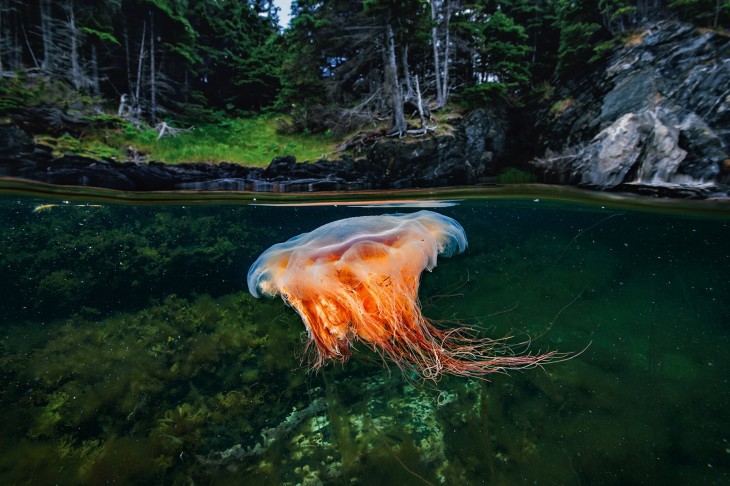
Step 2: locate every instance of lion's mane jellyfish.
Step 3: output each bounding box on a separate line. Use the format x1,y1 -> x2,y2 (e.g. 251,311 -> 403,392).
248,210 -> 559,380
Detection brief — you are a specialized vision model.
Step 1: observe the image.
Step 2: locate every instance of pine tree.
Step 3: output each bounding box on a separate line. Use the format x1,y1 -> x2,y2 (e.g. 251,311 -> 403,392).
186,0 -> 281,114
554,0 -> 604,78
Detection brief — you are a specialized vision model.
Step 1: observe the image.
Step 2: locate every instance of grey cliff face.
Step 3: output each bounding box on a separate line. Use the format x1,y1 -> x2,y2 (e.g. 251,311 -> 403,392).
531,21 -> 730,193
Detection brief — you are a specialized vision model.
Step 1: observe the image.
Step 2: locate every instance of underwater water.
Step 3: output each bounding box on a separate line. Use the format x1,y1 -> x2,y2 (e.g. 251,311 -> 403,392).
0,183 -> 728,485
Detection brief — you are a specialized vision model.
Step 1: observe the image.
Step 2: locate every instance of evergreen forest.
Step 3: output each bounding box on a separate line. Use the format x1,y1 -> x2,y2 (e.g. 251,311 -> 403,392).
0,0 -> 728,161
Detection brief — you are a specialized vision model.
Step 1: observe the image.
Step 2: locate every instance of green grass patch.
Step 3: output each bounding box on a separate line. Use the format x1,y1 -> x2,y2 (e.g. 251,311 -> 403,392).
31,109 -> 469,167
36,133 -> 123,160
106,116 -> 341,166
37,115 -> 343,167
497,167 -> 537,184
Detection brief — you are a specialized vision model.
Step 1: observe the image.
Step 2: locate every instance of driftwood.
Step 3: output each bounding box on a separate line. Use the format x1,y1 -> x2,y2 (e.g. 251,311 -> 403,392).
117,94 -> 143,127
196,398 -> 326,468
155,121 -> 194,140
405,124 -> 438,137
337,127 -> 388,154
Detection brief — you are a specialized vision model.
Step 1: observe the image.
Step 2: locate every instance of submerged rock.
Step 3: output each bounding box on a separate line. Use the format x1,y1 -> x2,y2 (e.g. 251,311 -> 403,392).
531,21 -> 730,194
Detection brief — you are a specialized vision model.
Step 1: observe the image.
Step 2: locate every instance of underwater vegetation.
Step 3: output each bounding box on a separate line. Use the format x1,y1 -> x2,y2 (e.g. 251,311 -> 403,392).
0,291 -> 307,484
0,203 -> 271,323
0,198 -> 728,484
3,276 -> 726,485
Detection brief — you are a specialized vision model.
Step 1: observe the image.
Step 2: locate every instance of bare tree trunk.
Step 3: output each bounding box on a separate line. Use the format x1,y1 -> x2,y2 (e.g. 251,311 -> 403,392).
12,4 -> 22,70
149,11 -> 157,122
714,0 -> 721,28
401,45 -> 414,101
0,0 -> 10,76
431,0 -> 453,108
39,0 -> 53,73
21,23 -> 40,69
134,22 -> 146,107
430,0 -> 443,107
385,23 -> 406,135
440,0 -> 451,107
123,21 -> 132,95
0,0 -> 4,75
67,2 -> 83,89
118,94 -> 128,116
415,75 -> 426,129
0,0 -> 15,74
90,44 -> 99,95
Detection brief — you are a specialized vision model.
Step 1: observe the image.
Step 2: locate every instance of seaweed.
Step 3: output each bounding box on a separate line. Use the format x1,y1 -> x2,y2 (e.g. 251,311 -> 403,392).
0,291 -> 306,483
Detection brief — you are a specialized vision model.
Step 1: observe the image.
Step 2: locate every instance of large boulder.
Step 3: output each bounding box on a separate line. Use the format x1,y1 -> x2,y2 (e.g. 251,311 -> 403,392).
531,21 -> 730,192
534,107 -> 724,187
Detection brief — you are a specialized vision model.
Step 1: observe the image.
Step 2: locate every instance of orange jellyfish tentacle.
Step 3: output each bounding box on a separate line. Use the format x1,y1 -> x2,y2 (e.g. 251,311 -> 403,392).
247,210 -> 564,380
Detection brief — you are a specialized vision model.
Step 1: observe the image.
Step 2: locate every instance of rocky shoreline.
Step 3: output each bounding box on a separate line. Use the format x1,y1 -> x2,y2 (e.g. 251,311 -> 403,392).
1,21 -> 728,199
0,106 -> 508,193
2,144 -> 725,199
529,21 -> 730,197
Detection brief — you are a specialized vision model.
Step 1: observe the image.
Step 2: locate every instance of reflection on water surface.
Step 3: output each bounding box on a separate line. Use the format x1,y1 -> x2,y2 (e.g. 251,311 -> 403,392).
0,182 -> 728,484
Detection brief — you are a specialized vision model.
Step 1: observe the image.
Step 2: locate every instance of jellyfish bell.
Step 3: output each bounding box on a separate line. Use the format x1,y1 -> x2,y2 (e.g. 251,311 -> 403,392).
248,210 -> 560,380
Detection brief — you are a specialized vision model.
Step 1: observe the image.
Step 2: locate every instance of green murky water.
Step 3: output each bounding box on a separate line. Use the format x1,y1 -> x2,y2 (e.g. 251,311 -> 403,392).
0,182 -> 728,485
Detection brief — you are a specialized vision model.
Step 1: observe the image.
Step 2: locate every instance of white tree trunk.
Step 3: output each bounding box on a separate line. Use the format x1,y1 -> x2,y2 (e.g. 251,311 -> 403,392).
385,23 -> 406,135
40,0 -> 53,72
430,0 -> 443,107
13,7 -> 23,69
90,44 -> 99,95
67,2 -> 83,89
401,45 -> 414,101
149,11 -> 157,121
440,0 -> 451,106
415,75 -> 425,128
123,22 -> 133,96
134,22 -> 146,105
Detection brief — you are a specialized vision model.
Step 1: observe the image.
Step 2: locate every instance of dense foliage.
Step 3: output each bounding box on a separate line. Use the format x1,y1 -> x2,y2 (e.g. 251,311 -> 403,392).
0,0 -> 282,121
0,0 -> 727,133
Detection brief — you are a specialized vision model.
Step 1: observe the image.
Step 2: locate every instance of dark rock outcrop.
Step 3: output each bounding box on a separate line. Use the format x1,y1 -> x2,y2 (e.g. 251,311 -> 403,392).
0,106 -> 506,192
530,21 -> 730,195
364,108 -> 507,188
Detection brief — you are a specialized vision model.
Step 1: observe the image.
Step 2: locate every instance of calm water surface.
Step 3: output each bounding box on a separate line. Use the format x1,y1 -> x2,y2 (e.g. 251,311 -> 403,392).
0,184 -> 728,485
